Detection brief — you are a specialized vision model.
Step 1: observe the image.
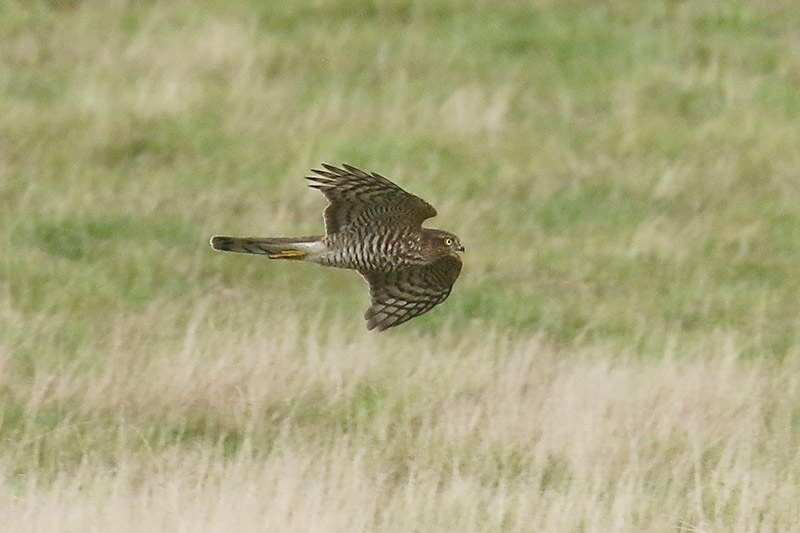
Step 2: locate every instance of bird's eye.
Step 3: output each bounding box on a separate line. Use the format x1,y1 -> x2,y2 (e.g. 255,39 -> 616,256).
444,238 -> 453,246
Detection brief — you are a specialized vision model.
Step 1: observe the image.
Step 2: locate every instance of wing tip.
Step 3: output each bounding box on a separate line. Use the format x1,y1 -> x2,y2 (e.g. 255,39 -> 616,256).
341,163 -> 370,178
316,163 -> 349,176
310,163 -> 371,179
305,175 -> 328,189
364,307 -> 392,332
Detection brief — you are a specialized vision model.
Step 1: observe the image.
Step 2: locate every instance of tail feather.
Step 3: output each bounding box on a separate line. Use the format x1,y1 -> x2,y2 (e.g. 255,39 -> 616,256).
210,236 -> 325,260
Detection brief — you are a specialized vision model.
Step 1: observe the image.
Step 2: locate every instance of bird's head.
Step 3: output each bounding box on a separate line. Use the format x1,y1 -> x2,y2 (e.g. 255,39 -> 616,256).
426,229 -> 464,253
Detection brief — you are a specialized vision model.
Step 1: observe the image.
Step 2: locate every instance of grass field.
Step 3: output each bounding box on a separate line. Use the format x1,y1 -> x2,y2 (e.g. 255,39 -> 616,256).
2,0 -> 800,531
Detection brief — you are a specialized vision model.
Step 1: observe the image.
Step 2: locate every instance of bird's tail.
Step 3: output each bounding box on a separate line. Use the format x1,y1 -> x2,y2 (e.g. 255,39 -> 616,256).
209,235 -> 325,260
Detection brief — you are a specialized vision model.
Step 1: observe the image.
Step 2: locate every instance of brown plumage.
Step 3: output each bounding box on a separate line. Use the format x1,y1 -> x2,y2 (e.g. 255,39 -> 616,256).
210,164 -> 464,331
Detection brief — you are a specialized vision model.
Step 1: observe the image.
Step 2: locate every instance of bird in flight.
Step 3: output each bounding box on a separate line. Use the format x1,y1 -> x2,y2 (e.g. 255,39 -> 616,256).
210,164 -> 464,331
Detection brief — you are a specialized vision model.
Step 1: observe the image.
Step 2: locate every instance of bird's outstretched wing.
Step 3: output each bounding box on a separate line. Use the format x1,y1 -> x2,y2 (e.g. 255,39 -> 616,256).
359,254 -> 462,331
307,164 -> 437,235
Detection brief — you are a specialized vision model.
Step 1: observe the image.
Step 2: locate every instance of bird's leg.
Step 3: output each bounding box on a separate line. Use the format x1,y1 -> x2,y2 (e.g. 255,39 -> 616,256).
269,250 -> 307,260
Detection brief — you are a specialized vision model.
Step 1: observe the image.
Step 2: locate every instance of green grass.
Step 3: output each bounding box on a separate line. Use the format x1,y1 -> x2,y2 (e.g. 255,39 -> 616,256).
2,0 -> 800,530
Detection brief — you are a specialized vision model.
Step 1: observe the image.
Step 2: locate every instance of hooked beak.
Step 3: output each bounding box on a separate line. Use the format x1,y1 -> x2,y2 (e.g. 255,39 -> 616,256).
456,243 -> 465,252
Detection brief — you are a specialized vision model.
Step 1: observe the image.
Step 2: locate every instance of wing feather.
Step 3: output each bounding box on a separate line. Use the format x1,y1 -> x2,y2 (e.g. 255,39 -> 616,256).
360,254 -> 462,331
307,164 -> 437,235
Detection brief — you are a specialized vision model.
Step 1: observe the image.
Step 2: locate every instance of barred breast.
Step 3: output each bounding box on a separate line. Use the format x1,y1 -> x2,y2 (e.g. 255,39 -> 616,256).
318,229 -> 426,271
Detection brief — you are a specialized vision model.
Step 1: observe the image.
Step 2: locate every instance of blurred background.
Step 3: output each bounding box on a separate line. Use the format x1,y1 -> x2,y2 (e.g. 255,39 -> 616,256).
1,1 -> 800,530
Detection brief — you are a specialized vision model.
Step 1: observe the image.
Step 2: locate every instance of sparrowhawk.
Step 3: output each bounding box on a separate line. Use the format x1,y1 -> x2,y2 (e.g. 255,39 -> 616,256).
210,164 -> 464,331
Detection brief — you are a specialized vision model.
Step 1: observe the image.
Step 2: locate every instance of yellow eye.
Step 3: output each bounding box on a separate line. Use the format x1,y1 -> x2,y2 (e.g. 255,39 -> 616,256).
444,237 -> 453,246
